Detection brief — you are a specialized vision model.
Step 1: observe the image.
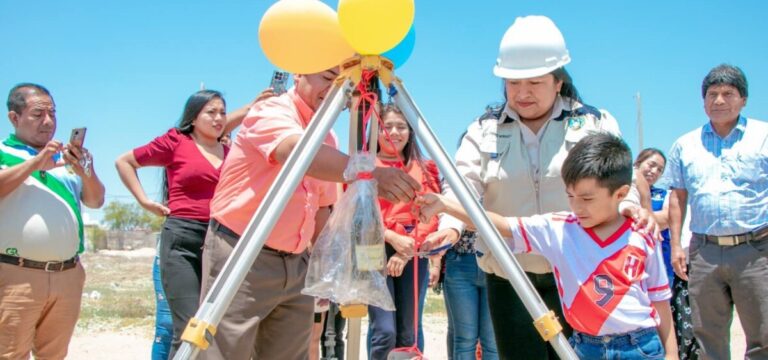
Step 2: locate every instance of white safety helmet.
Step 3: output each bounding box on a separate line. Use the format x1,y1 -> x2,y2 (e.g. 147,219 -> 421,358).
493,15 -> 571,80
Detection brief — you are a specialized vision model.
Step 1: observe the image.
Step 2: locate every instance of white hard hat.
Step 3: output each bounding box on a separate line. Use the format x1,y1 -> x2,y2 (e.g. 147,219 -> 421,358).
493,15 -> 571,79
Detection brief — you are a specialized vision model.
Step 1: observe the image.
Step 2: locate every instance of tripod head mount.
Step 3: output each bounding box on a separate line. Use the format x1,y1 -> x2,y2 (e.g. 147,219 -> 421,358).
339,55 -> 396,88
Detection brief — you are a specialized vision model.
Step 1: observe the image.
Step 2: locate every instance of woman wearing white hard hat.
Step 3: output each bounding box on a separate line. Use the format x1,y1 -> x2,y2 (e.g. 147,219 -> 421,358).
421,15 -> 653,359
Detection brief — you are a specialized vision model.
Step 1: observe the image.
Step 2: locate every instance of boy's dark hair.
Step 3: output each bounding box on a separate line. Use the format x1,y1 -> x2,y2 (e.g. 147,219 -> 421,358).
561,132 -> 633,193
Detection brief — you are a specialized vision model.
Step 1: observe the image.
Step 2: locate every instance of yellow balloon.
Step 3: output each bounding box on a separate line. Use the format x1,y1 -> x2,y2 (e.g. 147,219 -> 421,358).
259,0 -> 355,74
338,0 -> 415,55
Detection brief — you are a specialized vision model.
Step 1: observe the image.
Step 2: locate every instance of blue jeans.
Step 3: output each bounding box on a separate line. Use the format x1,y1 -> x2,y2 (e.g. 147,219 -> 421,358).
444,292 -> 454,360
569,327 -> 665,359
152,255 -> 173,360
443,251 -> 498,360
367,247 -> 428,360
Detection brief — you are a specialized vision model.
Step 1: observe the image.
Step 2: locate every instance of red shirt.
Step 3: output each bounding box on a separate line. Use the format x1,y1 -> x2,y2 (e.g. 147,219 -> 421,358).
133,128 -> 229,221
377,158 -> 441,245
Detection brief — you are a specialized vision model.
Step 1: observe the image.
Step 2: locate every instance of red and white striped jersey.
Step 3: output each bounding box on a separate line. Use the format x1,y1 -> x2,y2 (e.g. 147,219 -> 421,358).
506,212 -> 671,336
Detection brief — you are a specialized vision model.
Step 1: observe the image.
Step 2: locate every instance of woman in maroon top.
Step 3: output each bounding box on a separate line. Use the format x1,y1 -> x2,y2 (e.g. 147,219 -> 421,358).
115,89 -> 265,357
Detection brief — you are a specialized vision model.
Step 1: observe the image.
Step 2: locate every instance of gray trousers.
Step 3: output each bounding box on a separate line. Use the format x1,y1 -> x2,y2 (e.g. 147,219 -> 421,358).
689,233 -> 768,359
198,227 -> 314,360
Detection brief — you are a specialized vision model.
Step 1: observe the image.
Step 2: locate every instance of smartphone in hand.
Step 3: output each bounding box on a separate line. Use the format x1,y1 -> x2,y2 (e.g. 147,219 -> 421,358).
69,127 -> 87,148
67,127 -> 92,176
270,71 -> 290,95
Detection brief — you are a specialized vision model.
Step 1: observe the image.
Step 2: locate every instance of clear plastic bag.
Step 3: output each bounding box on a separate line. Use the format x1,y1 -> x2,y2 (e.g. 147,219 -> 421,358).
303,153 -> 395,311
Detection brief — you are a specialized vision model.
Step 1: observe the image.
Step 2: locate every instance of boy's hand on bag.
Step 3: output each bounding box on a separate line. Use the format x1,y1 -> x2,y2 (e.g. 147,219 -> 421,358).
414,193 -> 445,223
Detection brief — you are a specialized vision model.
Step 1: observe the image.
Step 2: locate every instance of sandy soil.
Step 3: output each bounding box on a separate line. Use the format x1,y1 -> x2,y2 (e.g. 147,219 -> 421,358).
67,316 -> 449,359
69,331 -> 152,359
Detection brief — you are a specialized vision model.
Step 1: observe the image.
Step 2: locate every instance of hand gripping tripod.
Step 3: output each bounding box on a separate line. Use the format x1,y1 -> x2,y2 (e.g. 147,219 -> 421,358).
173,55 -> 577,360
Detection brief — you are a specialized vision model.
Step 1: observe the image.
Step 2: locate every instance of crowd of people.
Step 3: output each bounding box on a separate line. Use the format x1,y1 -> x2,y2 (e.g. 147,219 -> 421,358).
1,14 -> 765,360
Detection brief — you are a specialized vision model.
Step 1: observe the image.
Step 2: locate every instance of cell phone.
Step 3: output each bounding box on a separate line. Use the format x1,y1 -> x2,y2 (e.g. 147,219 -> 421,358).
69,127 -> 87,147
270,71 -> 290,95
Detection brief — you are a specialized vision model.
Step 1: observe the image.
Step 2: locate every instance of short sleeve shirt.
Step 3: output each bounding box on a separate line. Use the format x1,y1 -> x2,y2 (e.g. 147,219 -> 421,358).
0,134 -> 84,261
133,128 -> 228,221
210,88 -> 338,253
665,117 -> 768,235
507,213 -> 671,336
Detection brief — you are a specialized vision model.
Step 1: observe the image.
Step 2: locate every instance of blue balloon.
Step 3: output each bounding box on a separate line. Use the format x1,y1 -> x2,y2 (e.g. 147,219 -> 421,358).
382,25 -> 415,68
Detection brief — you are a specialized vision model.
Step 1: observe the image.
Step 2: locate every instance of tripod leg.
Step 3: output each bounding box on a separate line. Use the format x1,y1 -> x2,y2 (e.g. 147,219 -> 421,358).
322,303 -> 338,360
390,79 -> 578,360
174,78 -> 354,360
346,318 -> 362,360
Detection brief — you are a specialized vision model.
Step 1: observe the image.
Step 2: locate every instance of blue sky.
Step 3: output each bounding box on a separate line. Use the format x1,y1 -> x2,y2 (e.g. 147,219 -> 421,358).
2,1 -> 766,223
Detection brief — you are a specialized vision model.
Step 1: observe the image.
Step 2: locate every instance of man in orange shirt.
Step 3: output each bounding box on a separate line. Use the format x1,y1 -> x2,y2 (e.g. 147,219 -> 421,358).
199,67 -> 421,360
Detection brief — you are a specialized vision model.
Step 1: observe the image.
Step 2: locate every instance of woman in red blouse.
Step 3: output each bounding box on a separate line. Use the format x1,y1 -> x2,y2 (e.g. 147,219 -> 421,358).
367,104 -> 442,360
115,89 -> 268,357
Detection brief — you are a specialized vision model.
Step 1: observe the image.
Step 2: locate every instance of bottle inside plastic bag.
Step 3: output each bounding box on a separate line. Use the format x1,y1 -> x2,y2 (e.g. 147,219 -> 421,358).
303,152 -> 395,311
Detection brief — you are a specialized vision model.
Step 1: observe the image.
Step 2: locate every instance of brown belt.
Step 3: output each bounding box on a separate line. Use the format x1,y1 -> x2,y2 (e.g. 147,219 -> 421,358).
0,254 -> 79,272
695,225 -> 768,246
210,219 -> 297,257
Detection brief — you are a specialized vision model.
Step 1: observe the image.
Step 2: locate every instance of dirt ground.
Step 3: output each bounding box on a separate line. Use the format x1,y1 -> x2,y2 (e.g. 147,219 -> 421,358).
68,319 -> 746,359
68,316 -> 449,359
67,249 -> 746,359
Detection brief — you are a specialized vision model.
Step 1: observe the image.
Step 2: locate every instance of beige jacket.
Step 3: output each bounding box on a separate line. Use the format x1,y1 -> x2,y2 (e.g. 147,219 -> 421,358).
440,96 -> 638,277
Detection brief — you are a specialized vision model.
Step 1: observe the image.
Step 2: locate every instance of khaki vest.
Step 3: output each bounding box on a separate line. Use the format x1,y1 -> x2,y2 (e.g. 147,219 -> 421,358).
466,101 -> 620,276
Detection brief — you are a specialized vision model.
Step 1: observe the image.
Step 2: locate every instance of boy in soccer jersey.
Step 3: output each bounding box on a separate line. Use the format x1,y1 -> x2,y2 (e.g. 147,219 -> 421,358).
417,133 -> 678,359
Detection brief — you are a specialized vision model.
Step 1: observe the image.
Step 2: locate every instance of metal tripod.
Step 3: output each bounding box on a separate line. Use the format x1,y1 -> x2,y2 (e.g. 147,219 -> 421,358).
173,55 -> 577,360
321,302 -> 340,360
